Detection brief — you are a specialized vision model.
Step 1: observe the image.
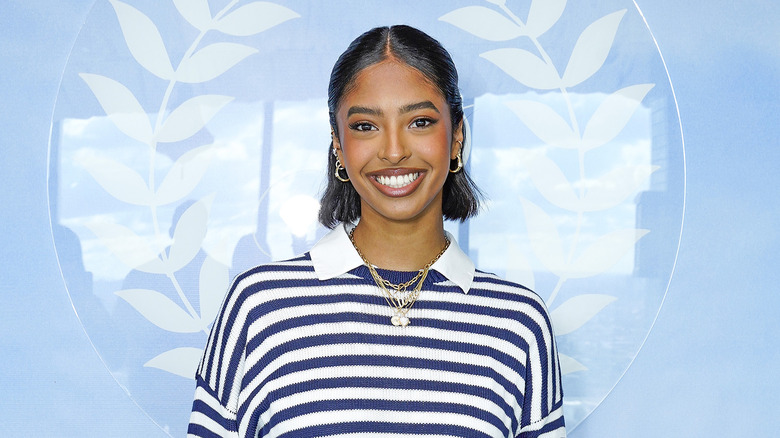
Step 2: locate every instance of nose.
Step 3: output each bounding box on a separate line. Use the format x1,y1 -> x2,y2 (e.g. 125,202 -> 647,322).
378,129 -> 409,165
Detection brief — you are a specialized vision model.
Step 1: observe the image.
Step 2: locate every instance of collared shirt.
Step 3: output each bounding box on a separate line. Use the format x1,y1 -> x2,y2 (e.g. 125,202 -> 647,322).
309,223 -> 475,294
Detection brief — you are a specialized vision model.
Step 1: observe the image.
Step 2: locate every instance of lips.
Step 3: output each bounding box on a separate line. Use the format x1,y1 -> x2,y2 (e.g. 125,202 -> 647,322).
368,168 -> 425,197
375,172 -> 420,188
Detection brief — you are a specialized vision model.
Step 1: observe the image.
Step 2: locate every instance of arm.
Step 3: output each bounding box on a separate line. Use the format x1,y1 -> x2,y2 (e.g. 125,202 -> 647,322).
517,297 -> 566,438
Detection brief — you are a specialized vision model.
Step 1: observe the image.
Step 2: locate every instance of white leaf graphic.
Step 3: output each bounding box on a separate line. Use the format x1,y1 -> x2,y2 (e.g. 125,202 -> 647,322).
75,152 -> 152,206
568,229 -> 649,278
155,144 -> 213,206
199,255 -> 229,326
216,2 -> 299,36
176,42 -> 258,84
108,0 -> 174,79
551,294 -> 616,335
116,289 -> 202,333
582,83 -> 655,151
166,197 -> 211,273
79,73 -> 153,144
523,153 -> 580,211
525,0 -> 567,38
156,95 -> 233,143
561,9 -> 626,88
520,199 -> 566,276
559,353 -> 587,375
439,6 -> 524,41
506,243 -> 535,291
144,347 -> 203,379
85,221 -> 165,272
481,48 -> 561,90
505,99 -> 578,149
580,164 -> 659,212
173,0 -> 212,31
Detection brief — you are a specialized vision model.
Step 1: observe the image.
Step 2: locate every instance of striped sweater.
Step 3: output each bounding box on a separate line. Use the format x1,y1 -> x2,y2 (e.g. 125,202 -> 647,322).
189,228 -> 565,438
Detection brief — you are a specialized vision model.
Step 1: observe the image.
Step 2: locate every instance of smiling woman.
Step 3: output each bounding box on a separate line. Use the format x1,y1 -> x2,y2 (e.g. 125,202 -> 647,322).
188,25 -> 566,438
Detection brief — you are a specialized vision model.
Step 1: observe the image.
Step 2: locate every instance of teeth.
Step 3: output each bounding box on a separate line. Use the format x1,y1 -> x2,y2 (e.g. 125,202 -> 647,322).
376,172 -> 419,189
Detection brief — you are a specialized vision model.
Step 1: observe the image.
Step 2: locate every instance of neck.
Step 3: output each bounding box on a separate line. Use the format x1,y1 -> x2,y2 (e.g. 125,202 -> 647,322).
351,213 -> 448,272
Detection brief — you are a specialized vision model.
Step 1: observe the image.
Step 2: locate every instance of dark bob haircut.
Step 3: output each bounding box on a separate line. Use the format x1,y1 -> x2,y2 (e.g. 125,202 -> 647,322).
318,25 -> 482,228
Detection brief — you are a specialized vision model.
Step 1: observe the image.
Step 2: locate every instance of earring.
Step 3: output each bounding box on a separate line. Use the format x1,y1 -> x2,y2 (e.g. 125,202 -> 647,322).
449,140 -> 464,173
334,150 -> 350,182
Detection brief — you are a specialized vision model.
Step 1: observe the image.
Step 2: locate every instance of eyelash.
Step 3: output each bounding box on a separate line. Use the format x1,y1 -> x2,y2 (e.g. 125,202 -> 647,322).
348,122 -> 376,132
348,117 -> 438,132
410,117 -> 437,129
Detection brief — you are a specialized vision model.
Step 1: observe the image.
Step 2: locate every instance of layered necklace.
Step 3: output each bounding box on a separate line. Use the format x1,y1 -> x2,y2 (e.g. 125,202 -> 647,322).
349,227 -> 449,327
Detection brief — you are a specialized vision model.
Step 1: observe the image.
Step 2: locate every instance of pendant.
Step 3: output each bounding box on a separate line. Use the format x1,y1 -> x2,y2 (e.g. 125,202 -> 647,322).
391,311 -> 410,327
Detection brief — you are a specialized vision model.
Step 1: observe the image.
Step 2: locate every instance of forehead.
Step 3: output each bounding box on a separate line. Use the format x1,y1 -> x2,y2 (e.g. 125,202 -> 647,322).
340,60 -> 446,110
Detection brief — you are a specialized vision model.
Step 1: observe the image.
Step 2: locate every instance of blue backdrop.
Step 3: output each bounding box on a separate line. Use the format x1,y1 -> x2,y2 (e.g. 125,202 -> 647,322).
1,1 -> 778,436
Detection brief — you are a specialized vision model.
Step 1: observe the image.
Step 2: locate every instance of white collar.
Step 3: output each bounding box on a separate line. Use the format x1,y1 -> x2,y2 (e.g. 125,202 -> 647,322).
309,223 -> 475,294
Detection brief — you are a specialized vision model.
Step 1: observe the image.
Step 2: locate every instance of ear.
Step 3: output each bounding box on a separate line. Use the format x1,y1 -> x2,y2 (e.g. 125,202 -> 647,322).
332,130 -> 344,162
451,120 -> 464,160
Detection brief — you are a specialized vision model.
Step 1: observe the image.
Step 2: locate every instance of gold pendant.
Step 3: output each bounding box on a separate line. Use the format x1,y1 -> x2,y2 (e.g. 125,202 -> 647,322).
391,311 -> 410,327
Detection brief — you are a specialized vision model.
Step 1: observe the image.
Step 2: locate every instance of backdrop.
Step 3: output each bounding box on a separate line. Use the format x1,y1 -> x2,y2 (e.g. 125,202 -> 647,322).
1,1 -> 778,437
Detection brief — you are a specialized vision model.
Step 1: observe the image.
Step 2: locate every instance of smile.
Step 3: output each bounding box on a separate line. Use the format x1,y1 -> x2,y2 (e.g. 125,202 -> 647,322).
375,172 -> 420,189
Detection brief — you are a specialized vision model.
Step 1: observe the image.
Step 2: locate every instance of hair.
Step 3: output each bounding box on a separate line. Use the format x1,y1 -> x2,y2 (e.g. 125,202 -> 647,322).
318,25 -> 482,228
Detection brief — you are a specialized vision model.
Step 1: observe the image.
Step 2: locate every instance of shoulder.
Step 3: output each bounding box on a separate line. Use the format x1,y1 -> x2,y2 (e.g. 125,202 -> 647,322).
220,253 -> 320,310
470,270 -> 555,334
471,270 -> 547,307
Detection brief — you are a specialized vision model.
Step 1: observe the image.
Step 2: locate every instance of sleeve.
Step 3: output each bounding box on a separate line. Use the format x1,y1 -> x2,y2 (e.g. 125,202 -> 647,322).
188,279 -> 248,437
517,297 -> 566,438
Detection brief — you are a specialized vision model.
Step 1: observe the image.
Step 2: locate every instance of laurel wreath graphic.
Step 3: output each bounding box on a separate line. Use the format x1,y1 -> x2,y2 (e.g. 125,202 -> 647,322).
78,0 -> 299,379
441,0 -> 657,377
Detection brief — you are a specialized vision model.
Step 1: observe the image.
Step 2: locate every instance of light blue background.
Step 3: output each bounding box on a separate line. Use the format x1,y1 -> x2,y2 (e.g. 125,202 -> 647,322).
1,1 -> 778,436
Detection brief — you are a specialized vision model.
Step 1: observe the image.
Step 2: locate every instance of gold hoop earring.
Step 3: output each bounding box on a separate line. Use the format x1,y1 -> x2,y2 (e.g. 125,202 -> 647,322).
449,141 -> 464,174
334,155 -> 350,182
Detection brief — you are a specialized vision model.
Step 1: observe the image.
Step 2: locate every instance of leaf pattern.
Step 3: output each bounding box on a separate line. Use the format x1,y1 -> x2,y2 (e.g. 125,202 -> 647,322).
520,199 -> 566,277
504,99 -> 578,149
562,10 -> 626,88
176,42 -> 258,84
199,255 -> 229,326
155,144 -> 214,206
568,229 -> 649,278
215,2 -> 300,36
580,164 -> 659,212
76,0 -> 299,382
109,0 -> 174,79
156,94 -> 234,143
559,353 -> 587,375
166,197 -> 211,273
446,3 -> 664,406
481,48 -> 561,90
79,73 -> 153,144
551,294 -> 617,335
116,289 -> 202,333
582,84 -> 655,151
439,6 -> 524,41
523,153 -> 580,211
85,220 -> 165,272
173,0 -> 212,31
525,0 -> 567,38
144,347 -> 204,379
75,152 -> 153,206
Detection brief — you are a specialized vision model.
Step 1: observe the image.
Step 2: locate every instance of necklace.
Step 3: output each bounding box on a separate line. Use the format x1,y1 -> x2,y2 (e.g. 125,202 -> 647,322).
348,227 -> 449,326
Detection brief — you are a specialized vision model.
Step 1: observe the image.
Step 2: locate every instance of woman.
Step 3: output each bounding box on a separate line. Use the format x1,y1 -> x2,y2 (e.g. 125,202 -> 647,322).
189,25 -> 565,438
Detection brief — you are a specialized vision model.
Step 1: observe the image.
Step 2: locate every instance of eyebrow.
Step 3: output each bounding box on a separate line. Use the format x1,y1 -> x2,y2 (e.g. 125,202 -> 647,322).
346,100 -> 440,118
400,100 -> 440,114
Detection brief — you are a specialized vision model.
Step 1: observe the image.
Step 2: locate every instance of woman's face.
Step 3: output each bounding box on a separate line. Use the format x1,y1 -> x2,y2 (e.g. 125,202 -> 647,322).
334,60 -> 462,226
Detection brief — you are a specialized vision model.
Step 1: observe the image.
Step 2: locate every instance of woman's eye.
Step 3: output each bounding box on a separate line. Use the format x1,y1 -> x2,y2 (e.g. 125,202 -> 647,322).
411,118 -> 436,129
349,122 -> 376,132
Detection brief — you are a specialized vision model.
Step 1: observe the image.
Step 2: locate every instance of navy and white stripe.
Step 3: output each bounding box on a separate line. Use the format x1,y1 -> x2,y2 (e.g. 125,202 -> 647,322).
189,255 -> 565,437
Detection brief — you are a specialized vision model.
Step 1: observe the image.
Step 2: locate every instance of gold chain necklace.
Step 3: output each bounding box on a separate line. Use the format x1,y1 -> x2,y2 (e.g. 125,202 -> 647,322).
348,227 -> 449,326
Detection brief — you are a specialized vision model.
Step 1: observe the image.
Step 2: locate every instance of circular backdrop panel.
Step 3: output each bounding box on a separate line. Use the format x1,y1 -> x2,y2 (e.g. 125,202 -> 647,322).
50,0 -> 684,434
